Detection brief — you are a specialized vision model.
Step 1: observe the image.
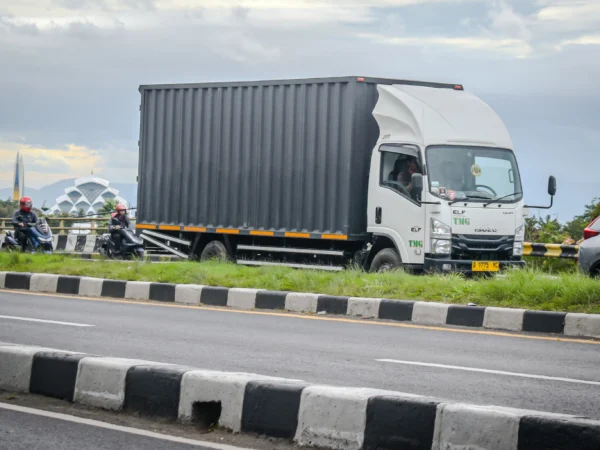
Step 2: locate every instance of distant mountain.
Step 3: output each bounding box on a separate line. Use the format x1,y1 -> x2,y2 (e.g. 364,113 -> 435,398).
0,178 -> 137,210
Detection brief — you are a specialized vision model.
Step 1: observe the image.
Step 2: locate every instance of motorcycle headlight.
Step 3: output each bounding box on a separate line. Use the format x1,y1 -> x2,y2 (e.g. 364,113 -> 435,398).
431,239 -> 452,255
431,219 -> 452,240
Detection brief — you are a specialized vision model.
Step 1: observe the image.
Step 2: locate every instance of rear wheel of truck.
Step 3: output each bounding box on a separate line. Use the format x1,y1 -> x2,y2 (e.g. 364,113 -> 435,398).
370,248 -> 402,273
200,240 -> 229,262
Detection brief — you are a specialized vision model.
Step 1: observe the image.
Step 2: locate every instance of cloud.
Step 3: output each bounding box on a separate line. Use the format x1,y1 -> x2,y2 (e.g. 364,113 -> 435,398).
555,34 -> 600,50
535,0 -> 600,32
0,143 -> 104,188
488,1 -> 531,41
358,33 -> 532,58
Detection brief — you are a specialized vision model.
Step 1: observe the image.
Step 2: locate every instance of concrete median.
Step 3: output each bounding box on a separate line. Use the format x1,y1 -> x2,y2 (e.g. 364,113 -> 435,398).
1,343 -> 599,450
29,274 -> 59,293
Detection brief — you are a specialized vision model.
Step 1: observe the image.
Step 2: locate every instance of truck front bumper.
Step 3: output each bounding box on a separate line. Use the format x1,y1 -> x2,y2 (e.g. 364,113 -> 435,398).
424,257 -> 526,273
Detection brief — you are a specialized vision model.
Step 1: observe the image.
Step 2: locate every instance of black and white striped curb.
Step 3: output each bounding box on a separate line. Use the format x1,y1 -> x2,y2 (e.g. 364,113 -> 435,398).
1,344 -> 599,450
1,271 -> 599,339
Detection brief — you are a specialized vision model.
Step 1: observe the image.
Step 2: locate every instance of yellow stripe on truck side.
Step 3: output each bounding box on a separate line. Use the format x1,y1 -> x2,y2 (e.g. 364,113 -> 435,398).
136,224 -> 157,230
250,230 -> 274,237
285,232 -> 311,239
140,224 -> 349,241
322,234 -> 348,241
183,226 -> 207,232
158,225 -> 181,231
216,228 -> 240,235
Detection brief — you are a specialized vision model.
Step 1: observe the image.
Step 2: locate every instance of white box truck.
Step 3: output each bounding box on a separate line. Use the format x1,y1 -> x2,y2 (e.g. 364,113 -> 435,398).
136,76 -> 555,273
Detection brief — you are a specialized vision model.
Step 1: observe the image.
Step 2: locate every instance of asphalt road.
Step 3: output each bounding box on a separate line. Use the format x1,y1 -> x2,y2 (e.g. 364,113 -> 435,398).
0,403 -> 254,450
1,291 -> 599,419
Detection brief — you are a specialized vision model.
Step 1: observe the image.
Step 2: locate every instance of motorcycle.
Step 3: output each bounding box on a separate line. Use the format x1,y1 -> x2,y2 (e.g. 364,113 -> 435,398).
1,231 -> 20,251
2,219 -> 53,254
99,228 -> 145,259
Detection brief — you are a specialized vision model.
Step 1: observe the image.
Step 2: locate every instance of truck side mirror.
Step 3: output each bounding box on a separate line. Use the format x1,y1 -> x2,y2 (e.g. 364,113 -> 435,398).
525,175 -> 556,210
411,173 -> 424,199
548,175 -> 556,197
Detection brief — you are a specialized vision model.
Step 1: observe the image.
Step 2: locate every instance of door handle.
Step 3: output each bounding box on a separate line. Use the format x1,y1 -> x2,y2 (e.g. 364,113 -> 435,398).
375,207 -> 382,224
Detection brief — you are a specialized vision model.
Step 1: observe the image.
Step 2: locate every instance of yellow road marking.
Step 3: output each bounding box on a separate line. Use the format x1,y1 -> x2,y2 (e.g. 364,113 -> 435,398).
1,289 -> 598,345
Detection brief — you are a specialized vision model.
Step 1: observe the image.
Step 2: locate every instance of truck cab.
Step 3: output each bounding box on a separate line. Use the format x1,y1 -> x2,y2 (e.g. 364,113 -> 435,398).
366,83 -> 550,273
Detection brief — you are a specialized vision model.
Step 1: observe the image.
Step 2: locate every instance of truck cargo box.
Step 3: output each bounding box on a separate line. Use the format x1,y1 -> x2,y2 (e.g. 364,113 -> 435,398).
137,77 -> 449,238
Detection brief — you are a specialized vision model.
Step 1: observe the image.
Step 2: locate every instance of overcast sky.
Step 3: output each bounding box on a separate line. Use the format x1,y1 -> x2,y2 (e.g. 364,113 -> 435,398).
0,0 -> 598,220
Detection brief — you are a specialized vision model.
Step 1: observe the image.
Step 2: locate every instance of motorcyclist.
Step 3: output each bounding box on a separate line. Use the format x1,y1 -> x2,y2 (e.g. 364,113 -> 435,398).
11,196 -> 40,251
108,203 -> 131,255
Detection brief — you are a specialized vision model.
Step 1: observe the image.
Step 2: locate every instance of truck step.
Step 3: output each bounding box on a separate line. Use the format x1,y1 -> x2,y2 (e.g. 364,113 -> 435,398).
236,260 -> 343,271
237,245 -> 344,257
142,230 -> 191,246
140,234 -> 189,259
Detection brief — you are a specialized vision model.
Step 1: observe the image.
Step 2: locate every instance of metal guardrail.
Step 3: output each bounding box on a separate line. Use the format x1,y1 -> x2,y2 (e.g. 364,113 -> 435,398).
0,217 -> 136,235
523,242 -> 579,259
0,218 -> 580,259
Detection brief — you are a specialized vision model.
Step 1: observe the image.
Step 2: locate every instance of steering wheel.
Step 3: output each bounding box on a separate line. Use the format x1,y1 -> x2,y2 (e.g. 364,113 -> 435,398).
475,184 -> 497,196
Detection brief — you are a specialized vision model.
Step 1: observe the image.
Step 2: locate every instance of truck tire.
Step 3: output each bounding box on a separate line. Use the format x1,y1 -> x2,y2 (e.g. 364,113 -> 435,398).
200,240 -> 229,262
370,248 -> 402,273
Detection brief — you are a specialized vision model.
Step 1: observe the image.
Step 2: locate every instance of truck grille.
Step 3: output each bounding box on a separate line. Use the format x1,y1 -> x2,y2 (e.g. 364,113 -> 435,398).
452,234 -> 514,261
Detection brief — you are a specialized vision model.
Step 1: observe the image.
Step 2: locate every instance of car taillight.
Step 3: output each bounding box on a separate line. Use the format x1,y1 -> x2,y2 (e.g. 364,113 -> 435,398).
583,217 -> 600,240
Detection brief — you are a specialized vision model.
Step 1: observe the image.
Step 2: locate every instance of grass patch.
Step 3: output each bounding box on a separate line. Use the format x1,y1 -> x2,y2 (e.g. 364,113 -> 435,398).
1,253 -> 599,314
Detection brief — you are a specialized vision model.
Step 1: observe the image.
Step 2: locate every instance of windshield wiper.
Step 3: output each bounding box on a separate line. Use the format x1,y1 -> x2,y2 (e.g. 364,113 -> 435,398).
448,195 -> 490,206
484,192 -> 522,207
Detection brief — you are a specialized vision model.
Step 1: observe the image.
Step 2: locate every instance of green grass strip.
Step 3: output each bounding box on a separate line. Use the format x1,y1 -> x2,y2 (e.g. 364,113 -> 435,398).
1,253 -> 599,314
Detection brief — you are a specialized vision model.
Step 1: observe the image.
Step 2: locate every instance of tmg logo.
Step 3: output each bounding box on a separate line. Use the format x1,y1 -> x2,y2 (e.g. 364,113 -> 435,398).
453,217 -> 470,226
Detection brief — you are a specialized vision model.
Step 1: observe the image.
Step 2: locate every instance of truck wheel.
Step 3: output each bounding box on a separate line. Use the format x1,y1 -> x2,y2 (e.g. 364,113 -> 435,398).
200,240 -> 229,262
370,248 -> 402,273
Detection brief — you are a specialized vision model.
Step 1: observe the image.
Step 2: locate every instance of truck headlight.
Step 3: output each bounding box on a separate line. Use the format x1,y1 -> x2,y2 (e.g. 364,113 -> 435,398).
431,219 -> 452,255
513,224 -> 524,256
432,239 -> 451,255
431,219 -> 451,240
514,224 -> 525,242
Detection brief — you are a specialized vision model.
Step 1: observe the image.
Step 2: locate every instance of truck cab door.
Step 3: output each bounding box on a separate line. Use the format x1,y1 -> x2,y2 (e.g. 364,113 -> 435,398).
368,144 -> 426,266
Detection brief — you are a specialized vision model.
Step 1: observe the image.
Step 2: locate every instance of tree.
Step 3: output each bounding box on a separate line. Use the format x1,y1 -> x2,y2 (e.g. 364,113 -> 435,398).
0,199 -> 18,218
564,198 -> 600,242
97,199 -> 119,230
524,214 -> 568,244
98,199 -> 118,216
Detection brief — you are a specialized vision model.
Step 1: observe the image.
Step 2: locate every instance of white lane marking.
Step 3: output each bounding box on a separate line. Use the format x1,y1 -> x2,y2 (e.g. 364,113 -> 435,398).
0,315 -> 94,328
0,402 -> 255,450
376,359 -> 600,386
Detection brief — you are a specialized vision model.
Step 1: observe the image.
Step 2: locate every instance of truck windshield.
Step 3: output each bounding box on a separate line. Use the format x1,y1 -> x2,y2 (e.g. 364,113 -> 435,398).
426,146 -> 522,203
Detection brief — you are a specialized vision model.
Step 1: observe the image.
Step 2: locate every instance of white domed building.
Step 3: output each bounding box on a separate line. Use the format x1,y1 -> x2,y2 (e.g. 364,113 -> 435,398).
50,176 -> 128,215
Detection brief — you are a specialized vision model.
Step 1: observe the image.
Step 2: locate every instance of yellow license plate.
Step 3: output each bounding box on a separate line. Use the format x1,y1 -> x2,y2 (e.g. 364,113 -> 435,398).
472,261 -> 500,272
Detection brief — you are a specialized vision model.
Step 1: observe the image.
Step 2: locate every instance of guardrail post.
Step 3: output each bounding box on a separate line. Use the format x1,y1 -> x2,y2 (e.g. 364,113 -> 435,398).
91,219 -> 96,235
59,219 -> 65,235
